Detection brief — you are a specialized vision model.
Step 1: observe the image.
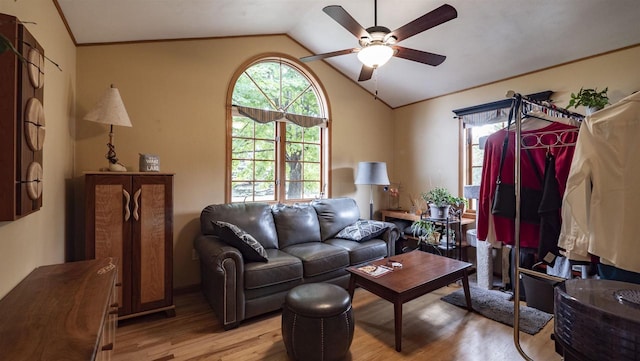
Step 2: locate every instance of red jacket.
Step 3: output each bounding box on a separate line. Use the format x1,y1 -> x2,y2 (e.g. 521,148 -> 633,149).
477,121 -> 578,248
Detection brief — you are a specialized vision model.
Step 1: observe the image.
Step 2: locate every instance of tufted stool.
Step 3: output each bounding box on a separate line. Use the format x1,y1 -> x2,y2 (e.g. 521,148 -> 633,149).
282,283 -> 354,361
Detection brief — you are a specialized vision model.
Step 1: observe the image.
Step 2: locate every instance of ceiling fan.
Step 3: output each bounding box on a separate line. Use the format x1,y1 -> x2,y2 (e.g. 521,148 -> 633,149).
300,1 -> 457,81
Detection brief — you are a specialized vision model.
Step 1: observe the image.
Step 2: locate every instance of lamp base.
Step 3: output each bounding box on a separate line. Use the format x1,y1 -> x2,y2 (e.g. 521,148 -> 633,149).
108,162 -> 127,172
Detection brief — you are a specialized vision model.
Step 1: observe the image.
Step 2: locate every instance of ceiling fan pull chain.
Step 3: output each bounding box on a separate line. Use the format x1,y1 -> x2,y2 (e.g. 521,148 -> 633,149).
374,71 -> 379,100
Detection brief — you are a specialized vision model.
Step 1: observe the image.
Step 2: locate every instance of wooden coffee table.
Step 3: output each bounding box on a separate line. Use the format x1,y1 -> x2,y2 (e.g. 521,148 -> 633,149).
347,250 -> 473,352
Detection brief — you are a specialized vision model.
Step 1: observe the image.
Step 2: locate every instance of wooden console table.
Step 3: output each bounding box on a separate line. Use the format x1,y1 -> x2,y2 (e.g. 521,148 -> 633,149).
0,258 -> 119,360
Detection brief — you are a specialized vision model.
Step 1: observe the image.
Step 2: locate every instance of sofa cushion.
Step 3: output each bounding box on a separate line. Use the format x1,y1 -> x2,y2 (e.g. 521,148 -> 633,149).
335,220 -> 388,242
311,198 -> 361,241
201,202 -> 278,249
282,242 -> 349,278
272,204 -> 321,248
212,221 -> 268,262
244,249 -> 303,290
325,238 -> 388,265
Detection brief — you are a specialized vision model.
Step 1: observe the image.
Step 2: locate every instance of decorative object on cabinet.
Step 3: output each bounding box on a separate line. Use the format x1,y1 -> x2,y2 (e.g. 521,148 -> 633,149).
355,161 -> 390,219
84,84 -> 133,172
0,13 -> 45,221
0,258 -> 119,360
567,87 -> 609,114
139,153 -> 160,172
84,172 -> 175,319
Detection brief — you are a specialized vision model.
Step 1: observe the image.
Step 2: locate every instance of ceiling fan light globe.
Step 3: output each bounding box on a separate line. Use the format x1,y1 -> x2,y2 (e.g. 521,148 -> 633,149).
357,44 -> 393,68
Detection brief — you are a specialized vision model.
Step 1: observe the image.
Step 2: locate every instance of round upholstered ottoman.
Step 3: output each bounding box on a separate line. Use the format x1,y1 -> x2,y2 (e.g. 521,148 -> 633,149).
282,283 -> 354,361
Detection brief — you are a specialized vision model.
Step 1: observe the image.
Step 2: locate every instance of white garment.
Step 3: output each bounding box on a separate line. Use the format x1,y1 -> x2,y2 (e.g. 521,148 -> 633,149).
558,92 -> 640,273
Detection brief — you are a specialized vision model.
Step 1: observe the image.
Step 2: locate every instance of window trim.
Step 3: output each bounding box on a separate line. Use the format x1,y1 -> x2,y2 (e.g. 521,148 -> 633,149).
225,53 -> 332,203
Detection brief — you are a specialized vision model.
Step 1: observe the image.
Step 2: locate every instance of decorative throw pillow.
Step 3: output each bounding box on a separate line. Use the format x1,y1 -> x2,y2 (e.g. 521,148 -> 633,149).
335,220 -> 388,242
212,221 -> 268,262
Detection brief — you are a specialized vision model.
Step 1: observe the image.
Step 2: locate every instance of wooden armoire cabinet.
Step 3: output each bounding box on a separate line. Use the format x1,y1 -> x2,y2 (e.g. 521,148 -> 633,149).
85,172 -> 175,318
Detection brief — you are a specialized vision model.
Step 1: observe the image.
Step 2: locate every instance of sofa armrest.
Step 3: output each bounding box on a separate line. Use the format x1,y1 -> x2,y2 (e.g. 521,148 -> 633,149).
194,234 -> 246,329
380,221 -> 400,257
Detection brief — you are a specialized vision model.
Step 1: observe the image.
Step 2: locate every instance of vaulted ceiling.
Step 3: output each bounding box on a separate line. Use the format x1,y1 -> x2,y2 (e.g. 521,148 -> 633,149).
56,0 -> 640,108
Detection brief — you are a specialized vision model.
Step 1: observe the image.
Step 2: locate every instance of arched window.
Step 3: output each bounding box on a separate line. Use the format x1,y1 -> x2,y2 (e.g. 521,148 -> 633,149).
227,55 -> 329,203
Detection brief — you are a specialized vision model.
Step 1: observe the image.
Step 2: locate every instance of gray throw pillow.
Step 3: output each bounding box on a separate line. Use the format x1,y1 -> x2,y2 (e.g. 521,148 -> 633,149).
335,220 -> 388,242
212,220 -> 268,262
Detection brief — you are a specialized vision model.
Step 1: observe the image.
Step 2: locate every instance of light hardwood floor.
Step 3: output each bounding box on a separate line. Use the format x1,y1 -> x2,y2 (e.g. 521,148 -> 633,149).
112,284 -> 561,361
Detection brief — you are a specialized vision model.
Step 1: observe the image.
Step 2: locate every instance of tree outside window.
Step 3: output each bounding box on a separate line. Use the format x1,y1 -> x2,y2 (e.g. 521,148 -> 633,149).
228,57 -> 328,203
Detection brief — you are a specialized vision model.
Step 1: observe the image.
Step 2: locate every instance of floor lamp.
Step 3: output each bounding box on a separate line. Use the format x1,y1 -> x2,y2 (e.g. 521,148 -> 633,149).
355,162 -> 390,219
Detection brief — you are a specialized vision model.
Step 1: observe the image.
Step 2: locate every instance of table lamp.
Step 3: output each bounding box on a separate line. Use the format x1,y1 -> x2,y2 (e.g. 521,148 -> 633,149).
83,84 -> 132,171
355,162 -> 390,219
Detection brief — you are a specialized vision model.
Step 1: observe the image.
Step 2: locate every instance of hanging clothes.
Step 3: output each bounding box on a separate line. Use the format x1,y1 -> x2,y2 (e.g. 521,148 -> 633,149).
559,92 -> 640,274
538,152 -> 562,266
478,121 -> 578,248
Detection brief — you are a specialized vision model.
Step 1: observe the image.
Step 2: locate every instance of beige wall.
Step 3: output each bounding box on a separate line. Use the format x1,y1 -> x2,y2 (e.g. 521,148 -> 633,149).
0,2 -> 76,297
393,45 -> 640,209
75,36 -> 394,288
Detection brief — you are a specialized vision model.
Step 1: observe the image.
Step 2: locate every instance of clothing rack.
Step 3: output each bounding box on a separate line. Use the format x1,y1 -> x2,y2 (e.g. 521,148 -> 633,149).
506,90 -> 584,361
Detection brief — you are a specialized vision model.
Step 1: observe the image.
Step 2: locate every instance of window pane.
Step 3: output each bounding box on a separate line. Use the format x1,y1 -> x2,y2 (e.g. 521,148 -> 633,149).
286,124 -> 304,142
281,65 -> 311,111
231,160 -> 253,181
232,139 -> 254,160
255,160 -> 275,181
303,181 -> 320,199
303,144 -> 320,162
232,117 -> 254,138
303,126 -> 321,143
255,181 -> 275,201
231,181 -> 253,202
286,143 -> 303,163
255,140 -> 275,160
303,163 -> 320,180
285,181 -> 302,199
290,89 -> 321,117
471,145 -> 484,166
254,121 -> 275,140
245,62 -> 281,109
472,167 -> 483,185
231,73 -> 273,109
286,161 -> 302,181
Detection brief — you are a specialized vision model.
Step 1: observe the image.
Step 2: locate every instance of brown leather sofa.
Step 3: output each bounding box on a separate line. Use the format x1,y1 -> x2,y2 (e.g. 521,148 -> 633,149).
194,197 -> 399,330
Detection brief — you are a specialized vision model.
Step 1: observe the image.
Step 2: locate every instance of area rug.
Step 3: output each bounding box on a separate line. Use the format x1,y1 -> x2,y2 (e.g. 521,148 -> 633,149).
441,285 -> 553,335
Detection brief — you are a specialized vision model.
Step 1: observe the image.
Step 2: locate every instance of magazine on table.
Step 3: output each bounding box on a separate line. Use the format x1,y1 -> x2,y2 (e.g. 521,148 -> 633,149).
356,264 -> 393,277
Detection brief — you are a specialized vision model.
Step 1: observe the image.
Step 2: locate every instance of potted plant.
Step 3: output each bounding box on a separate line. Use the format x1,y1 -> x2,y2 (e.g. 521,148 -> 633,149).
409,219 -> 437,245
421,187 -> 466,219
567,87 -> 609,114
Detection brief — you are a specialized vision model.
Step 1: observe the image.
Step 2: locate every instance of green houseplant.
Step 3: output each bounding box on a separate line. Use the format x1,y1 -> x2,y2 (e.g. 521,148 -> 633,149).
422,187 -> 466,219
410,219 -> 435,244
567,87 -> 609,113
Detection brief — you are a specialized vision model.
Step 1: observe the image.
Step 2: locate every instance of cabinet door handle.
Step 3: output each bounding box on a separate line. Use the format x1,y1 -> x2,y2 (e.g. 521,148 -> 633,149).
133,188 -> 142,221
122,189 -> 131,221
101,343 -> 114,351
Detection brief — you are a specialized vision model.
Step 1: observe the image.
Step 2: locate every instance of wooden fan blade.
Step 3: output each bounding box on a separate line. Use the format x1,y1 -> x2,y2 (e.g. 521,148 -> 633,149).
323,5 -> 369,39
393,46 -> 446,66
390,4 -> 457,42
300,48 -> 359,62
358,65 -> 374,81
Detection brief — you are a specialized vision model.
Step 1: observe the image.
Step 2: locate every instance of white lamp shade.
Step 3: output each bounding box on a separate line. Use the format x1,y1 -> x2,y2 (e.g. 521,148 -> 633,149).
83,86 -> 132,127
355,162 -> 390,185
357,44 -> 394,68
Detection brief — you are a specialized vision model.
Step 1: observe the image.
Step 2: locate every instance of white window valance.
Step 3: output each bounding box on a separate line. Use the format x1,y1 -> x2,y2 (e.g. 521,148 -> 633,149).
460,108 -> 510,127
232,105 -> 327,128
